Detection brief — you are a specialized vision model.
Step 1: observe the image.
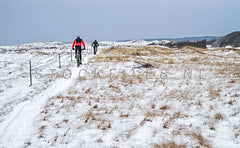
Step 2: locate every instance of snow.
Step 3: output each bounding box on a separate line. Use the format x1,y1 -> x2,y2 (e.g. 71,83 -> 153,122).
0,41 -> 240,147
225,45 -> 233,49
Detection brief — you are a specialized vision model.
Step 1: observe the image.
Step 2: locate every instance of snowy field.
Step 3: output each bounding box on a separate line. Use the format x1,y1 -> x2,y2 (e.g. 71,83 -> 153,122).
0,41 -> 240,147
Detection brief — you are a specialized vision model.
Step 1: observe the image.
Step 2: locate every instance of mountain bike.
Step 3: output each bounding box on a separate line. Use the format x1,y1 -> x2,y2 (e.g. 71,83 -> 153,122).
76,48 -> 85,67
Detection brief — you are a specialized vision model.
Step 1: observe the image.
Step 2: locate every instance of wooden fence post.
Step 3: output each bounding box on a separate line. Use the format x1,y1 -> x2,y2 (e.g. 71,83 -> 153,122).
29,60 -> 32,86
59,53 -> 61,68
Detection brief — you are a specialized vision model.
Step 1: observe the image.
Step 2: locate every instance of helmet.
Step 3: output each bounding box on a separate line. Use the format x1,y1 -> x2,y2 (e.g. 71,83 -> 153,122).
77,35 -> 80,38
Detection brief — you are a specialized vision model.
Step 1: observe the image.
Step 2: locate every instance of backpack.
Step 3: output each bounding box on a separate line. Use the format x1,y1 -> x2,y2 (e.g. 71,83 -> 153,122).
76,38 -> 82,43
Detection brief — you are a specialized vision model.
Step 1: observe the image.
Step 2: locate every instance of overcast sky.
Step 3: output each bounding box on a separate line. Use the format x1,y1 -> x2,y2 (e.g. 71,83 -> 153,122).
0,0 -> 240,45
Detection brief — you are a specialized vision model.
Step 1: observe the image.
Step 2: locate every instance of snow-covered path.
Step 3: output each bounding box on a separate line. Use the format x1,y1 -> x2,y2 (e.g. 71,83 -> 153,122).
0,74 -> 76,146
0,49 -> 92,147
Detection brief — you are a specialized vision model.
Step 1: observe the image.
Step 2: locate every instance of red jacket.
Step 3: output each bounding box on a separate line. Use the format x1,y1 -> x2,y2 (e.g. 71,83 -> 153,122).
72,38 -> 86,49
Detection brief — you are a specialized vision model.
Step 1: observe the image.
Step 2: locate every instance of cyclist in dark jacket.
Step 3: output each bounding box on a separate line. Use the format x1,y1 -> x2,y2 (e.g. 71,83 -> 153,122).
72,35 -> 86,67
92,40 -> 99,55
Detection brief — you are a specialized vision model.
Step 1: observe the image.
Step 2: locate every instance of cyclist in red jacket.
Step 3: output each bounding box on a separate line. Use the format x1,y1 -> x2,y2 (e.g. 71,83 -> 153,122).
72,35 -> 86,66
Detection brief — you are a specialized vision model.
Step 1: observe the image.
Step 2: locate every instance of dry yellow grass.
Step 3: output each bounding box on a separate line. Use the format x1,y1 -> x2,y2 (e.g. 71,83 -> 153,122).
190,56 -> 200,62
181,45 -> 207,51
34,45 -> 239,146
102,46 -> 173,55
153,142 -> 187,148
35,51 -> 54,55
187,132 -> 212,148
163,112 -> 185,129
90,46 -> 239,74
90,46 -> 174,63
215,113 -> 224,120
223,48 -> 240,54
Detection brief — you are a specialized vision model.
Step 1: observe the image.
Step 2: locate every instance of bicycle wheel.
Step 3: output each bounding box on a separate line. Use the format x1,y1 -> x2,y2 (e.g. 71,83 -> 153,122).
76,50 -> 81,67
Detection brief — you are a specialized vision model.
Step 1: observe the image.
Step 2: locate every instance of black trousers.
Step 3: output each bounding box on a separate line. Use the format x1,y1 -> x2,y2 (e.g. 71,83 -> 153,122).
93,46 -> 98,55
75,46 -> 82,63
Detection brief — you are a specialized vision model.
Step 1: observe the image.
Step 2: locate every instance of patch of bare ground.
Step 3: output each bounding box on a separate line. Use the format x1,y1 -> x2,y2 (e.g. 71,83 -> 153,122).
152,142 -> 187,148
189,56 -> 200,62
187,132 -> 212,148
139,110 -> 164,126
208,86 -> 221,100
214,113 -> 224,121
163,112 -> 188,129
35,51 -> 56,55
116,126 -> 138,142
166,88 -> 199,101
